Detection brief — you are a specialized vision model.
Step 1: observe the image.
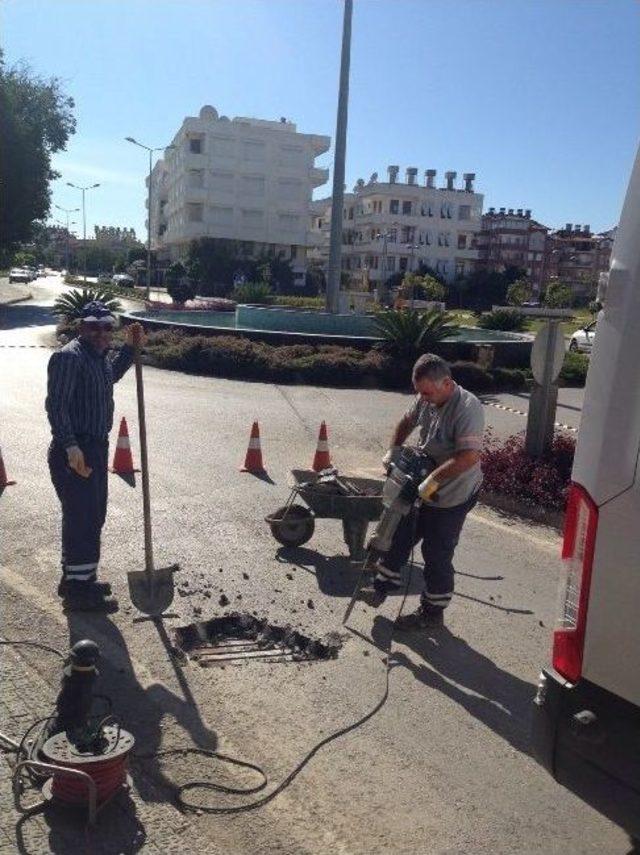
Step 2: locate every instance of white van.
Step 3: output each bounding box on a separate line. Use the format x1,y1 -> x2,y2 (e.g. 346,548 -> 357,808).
532,145 -> 640,843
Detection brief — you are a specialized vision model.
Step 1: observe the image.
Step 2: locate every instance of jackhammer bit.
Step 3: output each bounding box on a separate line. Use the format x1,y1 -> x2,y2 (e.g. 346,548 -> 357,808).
342,549 -> 377,625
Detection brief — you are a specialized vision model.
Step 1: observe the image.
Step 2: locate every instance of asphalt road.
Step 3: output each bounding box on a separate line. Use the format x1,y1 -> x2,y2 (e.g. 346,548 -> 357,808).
0,276 -> 617,855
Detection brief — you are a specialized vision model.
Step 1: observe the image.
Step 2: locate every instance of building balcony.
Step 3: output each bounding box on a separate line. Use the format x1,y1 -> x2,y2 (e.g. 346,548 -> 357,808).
309,134 -> 331,156
185,186 -> 208,201
310,166 -> 330,188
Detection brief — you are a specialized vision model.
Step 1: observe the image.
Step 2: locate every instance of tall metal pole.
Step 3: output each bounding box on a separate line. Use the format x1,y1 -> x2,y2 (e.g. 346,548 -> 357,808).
147,148 -> 153,301
82,187 -> 87,284
326,0 -> 353,314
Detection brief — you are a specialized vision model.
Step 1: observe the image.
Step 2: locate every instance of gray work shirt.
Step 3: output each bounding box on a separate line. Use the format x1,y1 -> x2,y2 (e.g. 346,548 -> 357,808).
405,384 -> 484,508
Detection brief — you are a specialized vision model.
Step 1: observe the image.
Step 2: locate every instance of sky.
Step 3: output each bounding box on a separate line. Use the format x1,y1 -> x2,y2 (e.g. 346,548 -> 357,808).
3,0 -> 639,239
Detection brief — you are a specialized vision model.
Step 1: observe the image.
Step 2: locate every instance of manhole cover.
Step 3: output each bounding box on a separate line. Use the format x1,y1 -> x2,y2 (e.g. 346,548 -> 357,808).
174,612 -> 343,667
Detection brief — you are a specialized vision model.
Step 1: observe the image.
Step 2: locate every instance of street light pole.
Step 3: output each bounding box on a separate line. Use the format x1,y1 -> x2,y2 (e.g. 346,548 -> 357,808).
126,137 -> 174,301
66,183 -> 100,283
326,0 -> 353,314
55,204 -> 79,273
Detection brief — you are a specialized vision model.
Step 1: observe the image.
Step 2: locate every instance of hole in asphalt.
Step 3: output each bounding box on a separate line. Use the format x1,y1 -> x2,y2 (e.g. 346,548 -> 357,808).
174,612 -> 343,667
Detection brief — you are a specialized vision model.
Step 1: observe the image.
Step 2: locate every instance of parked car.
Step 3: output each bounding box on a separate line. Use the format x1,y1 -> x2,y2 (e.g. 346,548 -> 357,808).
531,145 -> 640,845
97,273 -> 112,285
569,319 -> 597,353
111,274 -> 135,288
8,268 -> 32,283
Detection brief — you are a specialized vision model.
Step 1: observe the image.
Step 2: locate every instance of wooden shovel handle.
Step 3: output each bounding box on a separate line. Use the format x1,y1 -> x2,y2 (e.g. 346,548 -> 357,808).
134,343 -> 154,574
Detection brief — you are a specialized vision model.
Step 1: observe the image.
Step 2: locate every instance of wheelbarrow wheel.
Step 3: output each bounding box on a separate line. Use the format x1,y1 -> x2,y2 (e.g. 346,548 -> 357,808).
266,504 -> 315,547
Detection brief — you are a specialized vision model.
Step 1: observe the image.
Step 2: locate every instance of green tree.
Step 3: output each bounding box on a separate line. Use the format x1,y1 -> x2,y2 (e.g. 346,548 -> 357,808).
543,281 -> 573,309
165,261 -> 195,304
12,250 -> 37,268
304,263 -> 326,296
506,278 -> 532,306
0,52 -> 76,261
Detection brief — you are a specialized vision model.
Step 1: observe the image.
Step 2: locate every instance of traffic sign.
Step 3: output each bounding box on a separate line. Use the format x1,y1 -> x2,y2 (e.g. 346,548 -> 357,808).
531,321 -> 565,386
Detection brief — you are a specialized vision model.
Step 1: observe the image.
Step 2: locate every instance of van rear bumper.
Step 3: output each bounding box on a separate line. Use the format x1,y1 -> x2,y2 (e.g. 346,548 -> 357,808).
532,667 -> 640,838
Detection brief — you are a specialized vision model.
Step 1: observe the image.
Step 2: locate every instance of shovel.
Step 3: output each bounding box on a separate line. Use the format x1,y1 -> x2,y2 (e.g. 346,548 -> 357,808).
127,339 -> 179,618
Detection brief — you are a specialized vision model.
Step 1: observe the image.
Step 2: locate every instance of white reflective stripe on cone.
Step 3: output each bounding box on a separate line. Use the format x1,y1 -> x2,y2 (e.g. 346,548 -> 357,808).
248,438 -> 261,449
116,437 -> 131,449
316,441 -> 329,451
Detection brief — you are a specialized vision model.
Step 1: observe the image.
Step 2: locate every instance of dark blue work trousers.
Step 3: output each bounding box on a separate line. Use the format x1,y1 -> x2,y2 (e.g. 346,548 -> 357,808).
381,493 -> 477,610
48,438 -> 109,583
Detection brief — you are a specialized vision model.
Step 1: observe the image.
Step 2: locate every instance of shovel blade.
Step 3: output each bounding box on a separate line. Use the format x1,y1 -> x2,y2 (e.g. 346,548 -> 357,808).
127,563 -> 180,617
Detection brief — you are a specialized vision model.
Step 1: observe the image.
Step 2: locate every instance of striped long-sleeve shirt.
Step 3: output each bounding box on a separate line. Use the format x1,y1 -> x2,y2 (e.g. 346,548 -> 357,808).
45,338 -> 134,448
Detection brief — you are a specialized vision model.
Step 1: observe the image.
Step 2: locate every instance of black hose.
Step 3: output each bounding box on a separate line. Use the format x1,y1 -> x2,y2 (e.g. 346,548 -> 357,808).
139,509 -> 419,815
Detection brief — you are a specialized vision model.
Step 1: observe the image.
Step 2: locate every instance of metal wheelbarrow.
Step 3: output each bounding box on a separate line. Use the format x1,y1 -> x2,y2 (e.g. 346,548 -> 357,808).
265,469 -> 384,561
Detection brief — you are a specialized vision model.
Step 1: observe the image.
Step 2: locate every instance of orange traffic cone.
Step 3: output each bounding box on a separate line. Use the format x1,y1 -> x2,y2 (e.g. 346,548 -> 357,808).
312,421 -> 332,472
0,445 -> 16,488
110,417 -> 139,474
240,421 -> 266,473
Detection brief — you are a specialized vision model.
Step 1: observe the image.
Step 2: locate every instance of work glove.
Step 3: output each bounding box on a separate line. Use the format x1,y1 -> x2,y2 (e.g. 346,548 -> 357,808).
124,322 -> 147,348
382,446 -> 400,473
66,445 -> 92,478
418,473 -> 440,502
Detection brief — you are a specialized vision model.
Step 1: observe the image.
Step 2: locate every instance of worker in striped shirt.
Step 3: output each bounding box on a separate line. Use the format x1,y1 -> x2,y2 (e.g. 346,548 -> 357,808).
45,301 -> 145,611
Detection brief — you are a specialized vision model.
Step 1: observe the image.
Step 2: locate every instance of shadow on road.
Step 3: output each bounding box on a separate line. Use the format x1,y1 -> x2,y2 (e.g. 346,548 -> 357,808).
59,612 -> 218,824
0,303 -> 55,331
372,616 -> 535,756
275,545 -> 423,598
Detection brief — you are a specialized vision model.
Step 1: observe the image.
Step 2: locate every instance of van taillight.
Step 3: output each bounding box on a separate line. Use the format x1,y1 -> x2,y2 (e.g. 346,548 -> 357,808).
552,483 -> 598,683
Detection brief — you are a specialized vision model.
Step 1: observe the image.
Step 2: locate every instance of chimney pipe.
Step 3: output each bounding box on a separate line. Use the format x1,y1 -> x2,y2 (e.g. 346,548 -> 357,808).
387,165 -> 399,184
565,223 -> 572,232
406,167 -> 418,185
488,207 -> 495,214
499,207 -> 506,214
575,224 -> 581,232
507,208 -> 514,215
444,170 -> 457,191
583,224 -> 590,234
425,169 -> 436,188
525,209 -> 531,218
516,208 -> 523,217
462,172 -> 475,192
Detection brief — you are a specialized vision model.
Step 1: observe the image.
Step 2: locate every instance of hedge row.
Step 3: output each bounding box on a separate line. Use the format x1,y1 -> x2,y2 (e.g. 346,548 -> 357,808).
143,331 -> 527,393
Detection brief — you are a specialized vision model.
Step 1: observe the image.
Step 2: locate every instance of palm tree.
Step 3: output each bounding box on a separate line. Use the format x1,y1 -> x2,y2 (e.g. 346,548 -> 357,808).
373,308 -> 459,361
52,288 -> 122,321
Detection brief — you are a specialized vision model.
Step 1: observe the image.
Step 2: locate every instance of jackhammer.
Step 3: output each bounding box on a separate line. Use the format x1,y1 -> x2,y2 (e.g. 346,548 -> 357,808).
342,447 -> 436,624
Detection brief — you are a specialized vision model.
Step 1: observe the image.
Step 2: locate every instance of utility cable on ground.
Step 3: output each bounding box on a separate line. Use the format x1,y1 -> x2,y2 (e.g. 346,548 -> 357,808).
0,533 -> 417,816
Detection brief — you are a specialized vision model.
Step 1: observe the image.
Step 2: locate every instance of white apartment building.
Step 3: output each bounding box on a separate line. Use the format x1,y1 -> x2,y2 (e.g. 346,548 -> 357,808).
148,105 -> 330,281
309,166 -> 483,284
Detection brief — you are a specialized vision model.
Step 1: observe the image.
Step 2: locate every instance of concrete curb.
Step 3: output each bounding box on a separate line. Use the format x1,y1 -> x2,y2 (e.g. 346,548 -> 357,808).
0,293 -> 33,306
479,489 -> 564,532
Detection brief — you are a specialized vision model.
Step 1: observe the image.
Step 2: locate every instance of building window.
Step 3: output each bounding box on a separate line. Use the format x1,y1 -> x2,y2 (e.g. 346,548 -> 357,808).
242,176 -> 266,196
402,200 -> 412,216
386,256 -> 396,272
458,205 -> 471,221
399,257 -> 408,272
388,228 -> 397,243
458,234 -> 467,249
187,203 -> 203,222
189,137 -> 203,154
348,207 -> 354,220
389,199 -> 399,215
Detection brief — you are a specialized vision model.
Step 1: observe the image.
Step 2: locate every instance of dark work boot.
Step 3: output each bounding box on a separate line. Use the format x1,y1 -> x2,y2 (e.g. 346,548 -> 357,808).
395,605 -> 444,632
58,578 -> 112,597
61,581 -> 119,613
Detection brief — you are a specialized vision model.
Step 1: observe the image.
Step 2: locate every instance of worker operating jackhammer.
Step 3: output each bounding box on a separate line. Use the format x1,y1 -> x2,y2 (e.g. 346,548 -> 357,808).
363,353 -> 485,630
45,301 -> 146,612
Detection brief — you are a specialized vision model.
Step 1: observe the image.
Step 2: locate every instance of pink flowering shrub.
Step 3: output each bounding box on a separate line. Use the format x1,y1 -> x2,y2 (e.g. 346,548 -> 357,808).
481,429 -> 575,511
